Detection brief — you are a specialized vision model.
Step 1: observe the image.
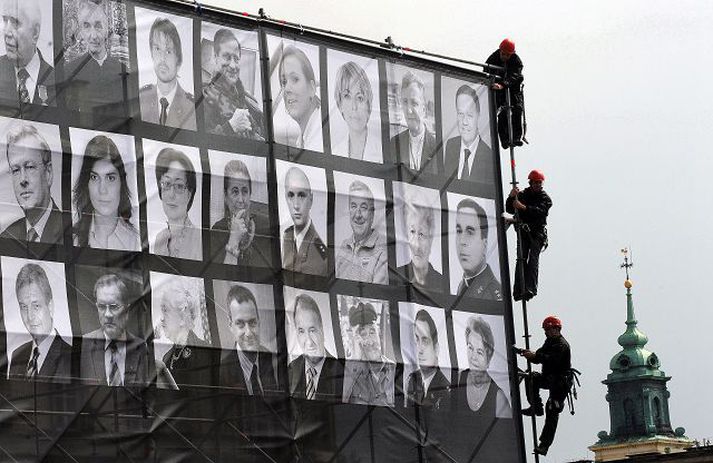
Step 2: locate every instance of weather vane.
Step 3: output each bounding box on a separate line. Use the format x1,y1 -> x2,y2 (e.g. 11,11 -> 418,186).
620,247 -> 633,281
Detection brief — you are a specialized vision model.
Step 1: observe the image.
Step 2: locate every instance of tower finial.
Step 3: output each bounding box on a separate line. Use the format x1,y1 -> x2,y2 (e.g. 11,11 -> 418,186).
620,247 -> 633,288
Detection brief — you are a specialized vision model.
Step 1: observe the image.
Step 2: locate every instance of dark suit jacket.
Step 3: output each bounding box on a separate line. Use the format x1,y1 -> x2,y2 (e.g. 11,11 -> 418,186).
210,203 -> 272,267
218,349 -> 278,395
395,262 -> 445,293
162,330 -> 217,388
444,136 -> 495,188
288,352 -> 343,400
0,51 -> 56,106
282,223 -> 328,276
139,82 -> 196,130
389,128 -> 442,175
64,53 -> 126,116
0,202 -> 63,244
8,332 -> 72,382
80,329 -> 149,387
406,368 -> 450,409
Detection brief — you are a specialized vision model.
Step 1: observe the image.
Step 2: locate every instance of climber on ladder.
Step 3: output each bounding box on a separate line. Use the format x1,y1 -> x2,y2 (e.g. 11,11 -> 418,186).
486,38 -> 525,149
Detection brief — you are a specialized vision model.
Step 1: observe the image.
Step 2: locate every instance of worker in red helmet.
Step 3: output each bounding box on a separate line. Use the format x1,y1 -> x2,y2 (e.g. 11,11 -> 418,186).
485,38 -> 524,149
506,169 -> 552,301
517,315 -> 571,456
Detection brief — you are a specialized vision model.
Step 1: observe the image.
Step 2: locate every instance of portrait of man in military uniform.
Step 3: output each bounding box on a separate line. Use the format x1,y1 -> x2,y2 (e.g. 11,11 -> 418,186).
450,196 -> 502,301
277,162 -> 328,277
137,11 -> 196,130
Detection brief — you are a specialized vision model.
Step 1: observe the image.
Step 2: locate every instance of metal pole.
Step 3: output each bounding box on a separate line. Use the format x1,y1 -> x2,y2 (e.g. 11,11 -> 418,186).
506,88 -> 540,463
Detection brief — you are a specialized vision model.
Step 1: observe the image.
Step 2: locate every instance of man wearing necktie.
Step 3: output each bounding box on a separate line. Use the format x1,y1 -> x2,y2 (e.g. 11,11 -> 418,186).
454,198 -> 502,301
443,85 -> 495,190
80,273 -> 149,387
1,123 -> 62,244
0,0 -> 56,106
287,293 -> 343,401
139,17 -> 196,130
219,284 -> 278,395
406,309 -> 449,408
8,262 -> 71,382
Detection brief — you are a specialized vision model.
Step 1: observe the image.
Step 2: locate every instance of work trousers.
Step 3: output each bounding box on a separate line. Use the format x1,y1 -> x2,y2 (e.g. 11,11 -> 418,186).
513,230 -> 544,299
525,372 -> 568,449
497,104 -> 523,147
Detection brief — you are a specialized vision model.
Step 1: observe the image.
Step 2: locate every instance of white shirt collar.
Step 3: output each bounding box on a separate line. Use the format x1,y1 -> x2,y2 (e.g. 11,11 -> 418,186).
299,105 -> 323,152
31,330 -> 57,373
408,126 -> 426,170
294,218 -> 312,251
92,52 -> 108,67
15,50 -> 40,99
156,81 -> 178,114
458,135 -> 480,178
26,201 -> 53,241
420,367 -> 438,395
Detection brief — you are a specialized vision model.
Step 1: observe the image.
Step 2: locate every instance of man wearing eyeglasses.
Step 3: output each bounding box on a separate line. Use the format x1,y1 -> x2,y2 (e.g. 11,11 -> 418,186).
80,273 -> 149,387
1,123 -> 62,244
335,180 -> 387,284
218,284 -> 277,395
8,262 -> 71,382
139,17 -> 196,130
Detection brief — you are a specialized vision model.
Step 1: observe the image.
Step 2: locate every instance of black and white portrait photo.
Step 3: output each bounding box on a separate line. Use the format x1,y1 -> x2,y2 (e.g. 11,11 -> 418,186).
143,139 -> 202,261
441,77 -> 495,190
208,150 -> 271,268
333,171 -> 388,284
0,117 -> 63,244
337,295 -> 395,407
73,265 -> 149,387
451,311 -> 512,418
200,22 -> 264,140
392,182 -> 444,292
135,8 -> 196,130
398,302 -> 451,409
150,272 -> 215,389
267,36 -> 324,152
213,280 -> 279,395
447,193 -> 502,301
1,257 -> 72,382
62,0 -> 130,116
0,0 -> 56,107
70,128 -> 140,251
385,64 -> 441,175
276,160 -> 328,277
327,49 -> 382,163
284,286 -> 342,401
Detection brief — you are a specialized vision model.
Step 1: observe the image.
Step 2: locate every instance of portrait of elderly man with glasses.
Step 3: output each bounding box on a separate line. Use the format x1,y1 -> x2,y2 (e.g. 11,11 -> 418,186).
80,272 -> 148,387
1,122 -> 62,244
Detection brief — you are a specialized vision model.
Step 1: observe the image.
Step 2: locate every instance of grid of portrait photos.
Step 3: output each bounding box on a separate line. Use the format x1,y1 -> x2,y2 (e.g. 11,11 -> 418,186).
0,0 -> 523,461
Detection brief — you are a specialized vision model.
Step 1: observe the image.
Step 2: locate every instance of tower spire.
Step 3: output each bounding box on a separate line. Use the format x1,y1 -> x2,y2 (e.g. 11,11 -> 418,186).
618,248 -> 647,349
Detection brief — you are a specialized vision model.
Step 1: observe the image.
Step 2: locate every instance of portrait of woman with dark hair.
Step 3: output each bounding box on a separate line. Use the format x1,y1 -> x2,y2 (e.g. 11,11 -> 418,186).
72,135 -> 140,251
153,147 -> 202,260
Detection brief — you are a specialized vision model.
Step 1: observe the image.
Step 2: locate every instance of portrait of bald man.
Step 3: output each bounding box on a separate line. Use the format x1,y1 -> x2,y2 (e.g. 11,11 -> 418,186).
281,166 -> 328,276
454,198 -> 502,301
288,293 -> 343,400
1,123 -> 62,244
8,262 -> 71,381
443,84 -> 494,186
388,69 -> 441,176
0,0 -> 55,106
335,180 -> 387,284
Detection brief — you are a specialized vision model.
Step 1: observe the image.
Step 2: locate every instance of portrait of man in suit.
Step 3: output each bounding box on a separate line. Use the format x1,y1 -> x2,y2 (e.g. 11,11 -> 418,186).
454,198 -> 502,301
203,28 -> 264,139
443,85 -> 494,187
0,0 -> 55,106
80,273 -> 149,387
406,309 -> 449,408
281,166 -> 327,276
63,0 -> 126,115
8,263 -> 71,381
1,123 -> 62,244
288,293 -> 343,400
396,195 -> 445,292
139,17 -> 196,130
335,180 -> 387,284
219,284 -> 277,395
389,70 -> 441,176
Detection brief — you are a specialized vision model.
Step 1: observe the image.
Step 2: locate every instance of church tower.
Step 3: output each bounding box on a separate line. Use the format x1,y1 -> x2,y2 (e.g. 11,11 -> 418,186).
589,249 -> 692,461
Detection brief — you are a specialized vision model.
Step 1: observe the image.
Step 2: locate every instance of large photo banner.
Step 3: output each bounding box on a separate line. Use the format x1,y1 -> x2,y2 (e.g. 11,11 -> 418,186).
0,0 -> 523,461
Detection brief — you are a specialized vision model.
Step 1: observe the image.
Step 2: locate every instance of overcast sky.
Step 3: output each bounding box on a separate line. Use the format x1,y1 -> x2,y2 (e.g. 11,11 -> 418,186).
206,1 -> 713,461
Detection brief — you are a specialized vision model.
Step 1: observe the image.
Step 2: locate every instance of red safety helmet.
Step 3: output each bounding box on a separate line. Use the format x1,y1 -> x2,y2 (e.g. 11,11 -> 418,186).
528,169 -> 545,182
500,38 -> 516,54
542,316 -> 562,329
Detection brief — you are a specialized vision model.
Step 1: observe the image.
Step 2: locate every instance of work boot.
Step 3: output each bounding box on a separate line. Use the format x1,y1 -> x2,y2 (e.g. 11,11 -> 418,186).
501,141 -> 510,149
513,140 -> 524,147
534,445 -> 549,456
521,405 -> 544,417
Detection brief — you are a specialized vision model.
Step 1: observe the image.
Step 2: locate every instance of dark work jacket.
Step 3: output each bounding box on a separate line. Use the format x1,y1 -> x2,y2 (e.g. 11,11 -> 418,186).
505,187 -> 552,234
532,335 -> 571,378
485,50 -> 524,107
